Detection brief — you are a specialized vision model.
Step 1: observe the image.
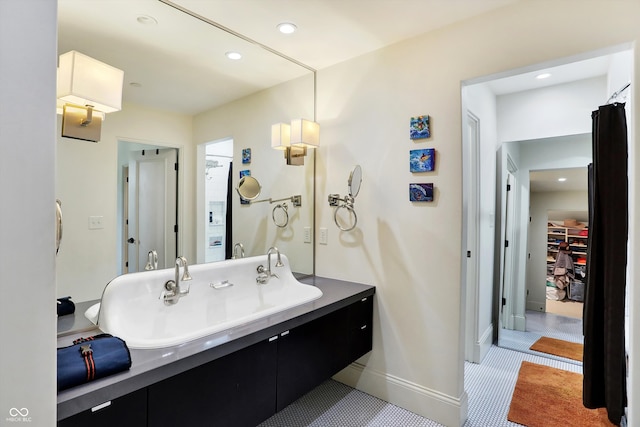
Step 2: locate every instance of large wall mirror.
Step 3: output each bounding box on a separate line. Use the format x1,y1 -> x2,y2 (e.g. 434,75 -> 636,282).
56,0 -> 316,303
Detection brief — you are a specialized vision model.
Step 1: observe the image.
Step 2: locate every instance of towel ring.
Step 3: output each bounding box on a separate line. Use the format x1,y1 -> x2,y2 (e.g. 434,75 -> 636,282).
334,204 -> 358,232
272,203 -> 289,228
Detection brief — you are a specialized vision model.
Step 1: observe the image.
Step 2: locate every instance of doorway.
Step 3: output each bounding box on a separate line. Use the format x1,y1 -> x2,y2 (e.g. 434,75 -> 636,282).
461,46 -> 632,364
201,138 -> 233,263
118,141 -> 179,274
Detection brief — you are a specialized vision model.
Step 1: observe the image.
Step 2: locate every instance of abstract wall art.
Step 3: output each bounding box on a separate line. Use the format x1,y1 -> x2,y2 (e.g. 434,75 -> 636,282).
410,115 -> 430,140
409,183 -> 434,202
410,148 -> 435,172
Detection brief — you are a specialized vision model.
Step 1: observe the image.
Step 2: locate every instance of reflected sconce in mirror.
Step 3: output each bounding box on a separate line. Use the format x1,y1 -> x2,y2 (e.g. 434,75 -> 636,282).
271,119 -> 319,166
57,50 -> 124,142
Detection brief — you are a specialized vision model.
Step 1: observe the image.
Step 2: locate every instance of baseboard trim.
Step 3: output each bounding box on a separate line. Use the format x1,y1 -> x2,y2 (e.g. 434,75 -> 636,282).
514,314 -> 526,332
333,362 -> 468,427
473,323 -> 493,363
526,300 -> 545,312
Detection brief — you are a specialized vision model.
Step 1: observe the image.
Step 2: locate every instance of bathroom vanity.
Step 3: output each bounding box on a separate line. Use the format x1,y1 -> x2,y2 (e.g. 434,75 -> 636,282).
57,276 -> 374,427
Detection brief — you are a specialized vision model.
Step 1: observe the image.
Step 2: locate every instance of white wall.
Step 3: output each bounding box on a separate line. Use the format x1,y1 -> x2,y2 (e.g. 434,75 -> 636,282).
498,77 -> 607,142
0,0 -> 57,423
319,2 -> 640,426
528,190 -> 588,311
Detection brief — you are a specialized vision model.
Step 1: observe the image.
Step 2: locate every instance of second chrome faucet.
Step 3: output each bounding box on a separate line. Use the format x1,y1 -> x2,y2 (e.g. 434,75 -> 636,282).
162,256 -> 192,305
256,247 -> 283,285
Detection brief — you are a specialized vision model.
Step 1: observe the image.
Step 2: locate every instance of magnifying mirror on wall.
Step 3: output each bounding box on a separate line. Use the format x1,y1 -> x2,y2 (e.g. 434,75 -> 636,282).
348,165 -> 362,198
236,176 -> 262,201
328,165 -> 362,232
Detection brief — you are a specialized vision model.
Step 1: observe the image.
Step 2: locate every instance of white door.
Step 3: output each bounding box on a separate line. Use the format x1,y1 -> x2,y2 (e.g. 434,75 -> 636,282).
464,112 -> 480,362
126,148 -> 177,272
501,171 -> 516,329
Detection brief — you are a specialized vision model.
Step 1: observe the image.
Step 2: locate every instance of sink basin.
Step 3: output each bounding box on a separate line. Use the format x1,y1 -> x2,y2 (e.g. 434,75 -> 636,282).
89,254 -> 322,349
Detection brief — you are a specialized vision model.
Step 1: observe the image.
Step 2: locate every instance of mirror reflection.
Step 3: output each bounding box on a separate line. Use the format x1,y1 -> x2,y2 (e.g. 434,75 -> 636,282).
348,165 -> 363,198
56,0 -> 316,303
237,176 -> 262,201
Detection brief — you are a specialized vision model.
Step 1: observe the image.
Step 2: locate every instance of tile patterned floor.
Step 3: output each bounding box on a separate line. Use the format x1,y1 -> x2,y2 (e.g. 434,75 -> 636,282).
499,309 -> 583,364
259,345 -> 581,427
260,311 -> 587,427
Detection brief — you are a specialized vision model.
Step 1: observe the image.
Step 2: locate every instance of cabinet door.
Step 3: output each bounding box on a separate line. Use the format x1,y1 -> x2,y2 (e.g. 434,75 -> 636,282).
148,337 -> 278,427
58,388 -> 147,427
348,295 -> 374,361
276,306 -> 350,411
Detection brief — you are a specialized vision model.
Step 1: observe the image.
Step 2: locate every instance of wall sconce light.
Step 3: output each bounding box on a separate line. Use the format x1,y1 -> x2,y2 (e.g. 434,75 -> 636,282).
271,119 -> 319,166
57,50 -> 124,142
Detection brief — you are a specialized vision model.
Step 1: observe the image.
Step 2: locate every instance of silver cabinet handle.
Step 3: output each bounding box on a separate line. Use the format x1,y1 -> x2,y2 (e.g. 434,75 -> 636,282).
56,199 -> 63,255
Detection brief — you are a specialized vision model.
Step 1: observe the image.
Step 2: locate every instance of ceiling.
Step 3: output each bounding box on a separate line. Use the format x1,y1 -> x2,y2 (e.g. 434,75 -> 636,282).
58,0 -> 521,115
530,168 -> 588,193
59,0 -> 615,195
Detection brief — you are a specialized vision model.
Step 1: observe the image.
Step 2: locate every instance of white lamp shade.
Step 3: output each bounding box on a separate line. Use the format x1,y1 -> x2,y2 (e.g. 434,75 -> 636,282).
57,50 -> 124,113
290,119 -> 319,148
271,123 -> 291,150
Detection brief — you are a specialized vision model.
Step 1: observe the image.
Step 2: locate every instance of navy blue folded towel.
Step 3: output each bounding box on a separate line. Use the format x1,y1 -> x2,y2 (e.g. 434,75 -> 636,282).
56,296 -> 75,316
57,334 -> 132,391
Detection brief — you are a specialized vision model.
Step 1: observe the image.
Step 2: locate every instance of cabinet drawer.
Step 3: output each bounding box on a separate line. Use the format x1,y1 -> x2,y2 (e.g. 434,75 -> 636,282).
148,338 -> 278,427
58,388 -> 147,427
349,296 -> 373,360
349,296 -> 373,331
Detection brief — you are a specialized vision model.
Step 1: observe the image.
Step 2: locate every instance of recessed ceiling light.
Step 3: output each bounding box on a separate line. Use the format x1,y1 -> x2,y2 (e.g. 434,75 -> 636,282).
136,15 -> 158,25
536,73 -> 551,80
558,177 -> 567,182
277,22 -> 297,34
225,51 -> 242,60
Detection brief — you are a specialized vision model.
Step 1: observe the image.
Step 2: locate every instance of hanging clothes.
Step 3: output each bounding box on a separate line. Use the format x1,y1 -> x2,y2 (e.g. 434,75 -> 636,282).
583,102 -> 628,426
553,245 -> 574,290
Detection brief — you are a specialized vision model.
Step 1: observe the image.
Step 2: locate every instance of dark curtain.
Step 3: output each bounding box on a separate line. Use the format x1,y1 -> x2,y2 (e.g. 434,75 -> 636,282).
225,161 -> 233,259
583,102 -> 628,425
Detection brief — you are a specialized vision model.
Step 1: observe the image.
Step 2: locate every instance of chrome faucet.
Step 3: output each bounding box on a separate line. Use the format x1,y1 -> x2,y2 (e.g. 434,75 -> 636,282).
162,256 -> 192,305
144,250 -> 158,270
232,243 -> 245,259
256,247 -> 283,284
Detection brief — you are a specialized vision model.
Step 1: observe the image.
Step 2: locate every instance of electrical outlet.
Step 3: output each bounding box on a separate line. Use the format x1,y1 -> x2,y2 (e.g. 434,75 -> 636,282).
303,226 -> 311,243
319,227 -> 328,245
88,216 -> 104,230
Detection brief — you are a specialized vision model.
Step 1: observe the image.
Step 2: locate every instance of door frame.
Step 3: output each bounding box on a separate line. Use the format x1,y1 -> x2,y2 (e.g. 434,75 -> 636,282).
462,111 -> 481,363
117,138 -> 183,275
126,148 -> 178,272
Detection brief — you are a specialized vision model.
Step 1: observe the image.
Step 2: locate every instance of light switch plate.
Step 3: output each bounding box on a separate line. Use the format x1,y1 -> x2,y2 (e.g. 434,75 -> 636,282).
303,226 -> 311,243
89,216 -> 104,230
319,227 -> 328,245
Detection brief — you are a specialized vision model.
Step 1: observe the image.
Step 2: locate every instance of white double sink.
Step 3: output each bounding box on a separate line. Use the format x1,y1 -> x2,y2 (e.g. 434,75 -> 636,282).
86,254 -> 322,349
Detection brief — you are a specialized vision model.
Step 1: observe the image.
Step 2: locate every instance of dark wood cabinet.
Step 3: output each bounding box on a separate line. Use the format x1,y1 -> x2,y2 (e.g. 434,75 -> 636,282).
57,388 -> 147,427
58,294 -> 374,427
348,295 -> 374,362
276,305 -> 350,411
276,295 -> 373,411
148,337 -> 278,427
